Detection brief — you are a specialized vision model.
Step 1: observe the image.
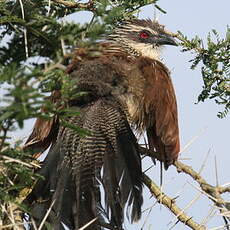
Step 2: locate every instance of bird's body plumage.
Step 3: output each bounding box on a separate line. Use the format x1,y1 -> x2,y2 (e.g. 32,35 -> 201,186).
24,19 -> 180,229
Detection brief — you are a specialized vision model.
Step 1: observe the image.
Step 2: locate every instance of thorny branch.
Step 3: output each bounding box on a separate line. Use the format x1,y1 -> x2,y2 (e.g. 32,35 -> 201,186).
51,0 -> 160,14
51,0 -> 94,10
140,146 -> 230,229
1,143 -> 229,230
174,160 -> 230,222
142,174 -> 206,230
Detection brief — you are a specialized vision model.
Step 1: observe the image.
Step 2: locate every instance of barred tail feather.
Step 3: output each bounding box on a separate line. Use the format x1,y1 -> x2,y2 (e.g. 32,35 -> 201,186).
25,97 -> 143,230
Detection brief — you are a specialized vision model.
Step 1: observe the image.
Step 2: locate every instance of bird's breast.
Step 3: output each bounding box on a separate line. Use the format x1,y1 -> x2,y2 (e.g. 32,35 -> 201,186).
119,92 -> 147,133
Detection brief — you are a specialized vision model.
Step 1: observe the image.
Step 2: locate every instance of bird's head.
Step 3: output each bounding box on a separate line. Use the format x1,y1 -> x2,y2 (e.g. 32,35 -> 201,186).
109,19 -> 177,60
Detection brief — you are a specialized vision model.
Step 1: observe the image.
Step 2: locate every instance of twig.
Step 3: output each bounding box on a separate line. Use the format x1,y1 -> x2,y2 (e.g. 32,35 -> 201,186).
200,206 -> 217,226
19,0 -> 29,59
132,0 -> 158,12
61,38 -> 66,56
198,148 -> 211,175
214,156 -> 219,186
168,192 -> 202,227
0,222 -> 26,230
179,127 -> 206,155
187,181 -> 218,203
43,61 -> 66,73
1,155 -> 37,168
141,202 -> 157,230
38,200 -> 55,230
79,217 -> 98,230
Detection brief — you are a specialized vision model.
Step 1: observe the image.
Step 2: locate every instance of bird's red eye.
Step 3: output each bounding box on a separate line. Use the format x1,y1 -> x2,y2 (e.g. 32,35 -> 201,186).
140,31 -> 149,39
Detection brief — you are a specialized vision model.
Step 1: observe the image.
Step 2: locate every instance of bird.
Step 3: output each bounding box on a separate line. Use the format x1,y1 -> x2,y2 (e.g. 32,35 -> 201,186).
24,19 -> 180,230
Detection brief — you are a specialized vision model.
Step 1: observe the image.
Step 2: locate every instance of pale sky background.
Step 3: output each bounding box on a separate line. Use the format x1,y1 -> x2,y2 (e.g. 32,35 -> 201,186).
8,0 -> 230,229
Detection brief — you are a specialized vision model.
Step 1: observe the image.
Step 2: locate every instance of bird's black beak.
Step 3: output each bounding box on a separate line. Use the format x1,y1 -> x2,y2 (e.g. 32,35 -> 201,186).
156,35 -> 178,46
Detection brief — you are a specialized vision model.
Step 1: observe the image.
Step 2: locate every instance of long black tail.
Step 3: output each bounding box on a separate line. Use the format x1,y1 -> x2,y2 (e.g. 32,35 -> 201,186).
25,97 -> 143,230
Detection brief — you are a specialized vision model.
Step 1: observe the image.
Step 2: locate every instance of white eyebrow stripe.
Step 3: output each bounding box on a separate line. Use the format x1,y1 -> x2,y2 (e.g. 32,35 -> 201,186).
118,25 -> 157,34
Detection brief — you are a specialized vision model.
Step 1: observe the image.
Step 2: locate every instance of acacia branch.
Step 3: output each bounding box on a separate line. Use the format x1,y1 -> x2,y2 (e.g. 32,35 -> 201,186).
140,146 -> 230,226
174,161 -> 230,220
51,0 -> 94,10
143,173 -> 206,230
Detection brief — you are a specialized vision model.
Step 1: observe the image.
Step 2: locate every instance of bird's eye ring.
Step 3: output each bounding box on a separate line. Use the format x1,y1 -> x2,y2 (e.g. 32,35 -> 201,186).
140,31 -> 149,39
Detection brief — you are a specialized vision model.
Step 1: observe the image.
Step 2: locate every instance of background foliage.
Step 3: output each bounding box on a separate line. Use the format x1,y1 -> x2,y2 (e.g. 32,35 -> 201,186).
0,0 -> 229,228
178,29 -> 230,118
